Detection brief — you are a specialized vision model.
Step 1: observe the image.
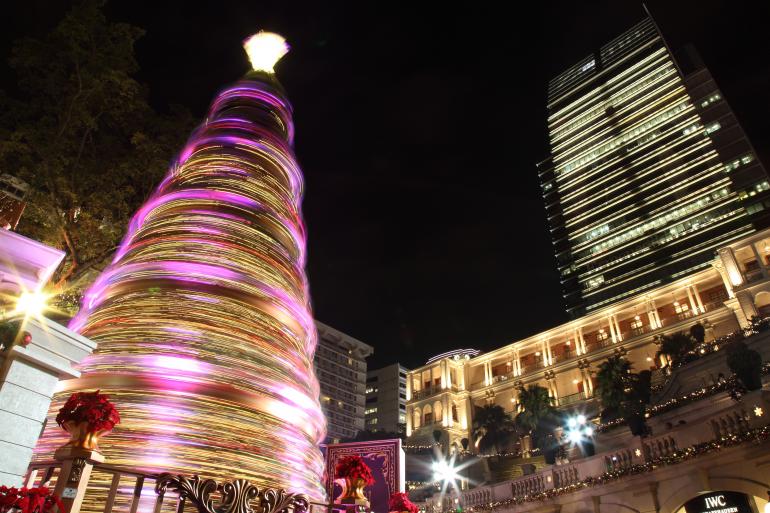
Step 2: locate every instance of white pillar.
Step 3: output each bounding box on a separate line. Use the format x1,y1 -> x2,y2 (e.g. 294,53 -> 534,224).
514,350 -> 522,376
751,243 -> 769,278
0,317 -> 96,486
446,364 -> 453,389
692,284 -> 705,313
608,316 -> 618,344
718,247 -> 744,287
406,405 -> 413,436
442,395 -> 449,426
545,339 -> 553,365
613,315 -> 623,342
713,260 -> 736,298
685,285 -> 698,315
736,290 -> 759,322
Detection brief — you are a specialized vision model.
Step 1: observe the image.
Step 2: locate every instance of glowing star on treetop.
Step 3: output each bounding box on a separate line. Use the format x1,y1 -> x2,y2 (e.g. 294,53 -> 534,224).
243,31 -> 289,73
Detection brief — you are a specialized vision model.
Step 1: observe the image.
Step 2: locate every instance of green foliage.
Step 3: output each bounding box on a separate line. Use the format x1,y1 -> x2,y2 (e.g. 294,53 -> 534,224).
0,0 -> 193,294
659,332 -> 695,366
514,385 -> 557,451
726,341 -> 763,391
0,321 -> 21,350
689,323 -> 706,345
595,356 -> 652,436
473,404 -> 517,455
595,355 -> 631,422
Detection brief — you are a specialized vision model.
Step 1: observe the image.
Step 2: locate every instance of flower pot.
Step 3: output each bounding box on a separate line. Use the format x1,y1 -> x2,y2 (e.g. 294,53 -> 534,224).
62,420 -> 110,450
339,477 -> 369,506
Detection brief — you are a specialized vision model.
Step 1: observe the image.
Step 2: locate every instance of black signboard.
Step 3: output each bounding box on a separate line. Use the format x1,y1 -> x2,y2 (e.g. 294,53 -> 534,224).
684,491 -> 754,513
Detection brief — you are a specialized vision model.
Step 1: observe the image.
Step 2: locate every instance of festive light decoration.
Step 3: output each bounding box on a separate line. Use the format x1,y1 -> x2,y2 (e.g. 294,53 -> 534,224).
459,423 -> 770,512
34,32 -> 326,504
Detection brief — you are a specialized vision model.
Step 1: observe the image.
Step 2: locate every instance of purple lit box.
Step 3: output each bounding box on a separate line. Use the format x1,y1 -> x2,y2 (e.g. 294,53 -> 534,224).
323,439 -> 405,513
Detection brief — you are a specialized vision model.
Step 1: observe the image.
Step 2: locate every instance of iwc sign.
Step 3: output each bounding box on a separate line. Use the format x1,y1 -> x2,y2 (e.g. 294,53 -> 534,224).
684,492 -> 754,513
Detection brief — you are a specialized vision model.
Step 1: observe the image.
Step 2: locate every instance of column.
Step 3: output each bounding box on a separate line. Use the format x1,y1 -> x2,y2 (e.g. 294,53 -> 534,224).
550,379 -> 559,405
685,285 -> 698,315
608,316 -> 618,344
646,298 -> 662,329
460,363 -> 467,391
751,243 -> 769,278
463,397 -> 473,433
514,349 -> 522,376
718,247 -> 744,287
579,327 -> 587,354
612,315 -> 623,342
446,364 -> 453,389
406,405 -> 413,436
440,360 -> 447,389
442,395 -> 449,427
0,316 -> 96,486
483,362 -> 491,386
713,260 -> 736,298
691,284 -> 705,313
736,290 -> 759,322
545,339 -> 553,365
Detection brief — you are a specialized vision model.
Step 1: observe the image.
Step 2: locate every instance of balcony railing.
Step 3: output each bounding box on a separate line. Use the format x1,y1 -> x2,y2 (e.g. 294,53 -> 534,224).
412,385 -> 459,400
557,390 -> 590,406
428,301 -> 730,399
461,389 -> 770,509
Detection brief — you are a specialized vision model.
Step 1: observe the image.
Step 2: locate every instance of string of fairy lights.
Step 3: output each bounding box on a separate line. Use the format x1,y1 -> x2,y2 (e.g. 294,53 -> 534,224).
458,423 -> 770,512
33,33 -> 327,506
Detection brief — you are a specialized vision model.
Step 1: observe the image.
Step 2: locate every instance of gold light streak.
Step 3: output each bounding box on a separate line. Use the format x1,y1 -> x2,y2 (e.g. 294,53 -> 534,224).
33,33 -> 327,510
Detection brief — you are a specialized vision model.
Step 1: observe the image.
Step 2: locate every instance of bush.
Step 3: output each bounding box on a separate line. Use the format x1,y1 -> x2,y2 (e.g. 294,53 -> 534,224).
727,342 -> 763,391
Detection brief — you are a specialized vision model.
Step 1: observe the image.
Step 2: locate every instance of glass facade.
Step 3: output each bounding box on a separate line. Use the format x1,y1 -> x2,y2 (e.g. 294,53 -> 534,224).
539,17 -> 770,317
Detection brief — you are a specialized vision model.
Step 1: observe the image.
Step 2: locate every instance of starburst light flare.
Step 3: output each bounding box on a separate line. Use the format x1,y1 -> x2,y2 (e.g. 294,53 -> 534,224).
34,32 -> 327,507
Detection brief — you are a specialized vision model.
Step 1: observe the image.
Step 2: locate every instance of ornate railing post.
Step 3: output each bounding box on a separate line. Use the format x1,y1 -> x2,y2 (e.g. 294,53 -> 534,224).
52,447 -> 104,513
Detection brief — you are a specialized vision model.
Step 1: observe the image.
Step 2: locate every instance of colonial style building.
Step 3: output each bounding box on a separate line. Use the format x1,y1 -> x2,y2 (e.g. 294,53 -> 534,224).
406,229 -> 770,451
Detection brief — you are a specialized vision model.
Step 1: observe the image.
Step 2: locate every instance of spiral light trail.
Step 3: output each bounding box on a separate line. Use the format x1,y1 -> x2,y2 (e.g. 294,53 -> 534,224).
34,33 -> 327,505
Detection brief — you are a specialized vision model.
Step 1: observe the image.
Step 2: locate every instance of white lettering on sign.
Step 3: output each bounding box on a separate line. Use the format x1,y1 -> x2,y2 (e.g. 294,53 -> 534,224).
62,487 -> 77,499
706,497 -> 728,509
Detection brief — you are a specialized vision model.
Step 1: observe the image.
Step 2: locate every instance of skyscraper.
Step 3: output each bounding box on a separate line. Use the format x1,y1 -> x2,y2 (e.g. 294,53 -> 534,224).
539,16 -> 770,318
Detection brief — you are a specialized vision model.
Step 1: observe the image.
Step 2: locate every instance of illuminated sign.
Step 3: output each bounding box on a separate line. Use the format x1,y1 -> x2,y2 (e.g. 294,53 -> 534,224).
684,491 -> 753,513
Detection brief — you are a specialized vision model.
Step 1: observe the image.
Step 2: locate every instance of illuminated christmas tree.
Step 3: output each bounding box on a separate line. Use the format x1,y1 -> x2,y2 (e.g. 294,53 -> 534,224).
35,32 -> 326,502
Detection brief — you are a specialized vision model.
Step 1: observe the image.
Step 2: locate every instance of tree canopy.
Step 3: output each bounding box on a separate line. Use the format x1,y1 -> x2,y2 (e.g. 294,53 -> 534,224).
0,0 -> 193,304
514,384 -> 558,450
473,404 -> 516,455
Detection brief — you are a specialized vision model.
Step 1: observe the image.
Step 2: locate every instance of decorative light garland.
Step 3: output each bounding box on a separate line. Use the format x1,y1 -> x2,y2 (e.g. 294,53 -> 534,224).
597,363 -> 770,433
459,423 -> 770,512
33,34 -> 327,506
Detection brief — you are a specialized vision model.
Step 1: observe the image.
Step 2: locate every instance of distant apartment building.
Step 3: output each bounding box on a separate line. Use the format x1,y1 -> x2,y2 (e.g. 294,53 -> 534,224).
314,321 -> 374,442
365,363 -> 409,434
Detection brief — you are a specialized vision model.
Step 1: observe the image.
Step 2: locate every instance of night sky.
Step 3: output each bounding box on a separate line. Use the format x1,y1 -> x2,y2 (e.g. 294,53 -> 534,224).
2,1 -> 769,369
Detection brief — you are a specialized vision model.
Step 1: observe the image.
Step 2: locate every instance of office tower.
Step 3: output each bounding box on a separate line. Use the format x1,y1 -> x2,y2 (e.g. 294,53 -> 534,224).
538,17 -> 770,317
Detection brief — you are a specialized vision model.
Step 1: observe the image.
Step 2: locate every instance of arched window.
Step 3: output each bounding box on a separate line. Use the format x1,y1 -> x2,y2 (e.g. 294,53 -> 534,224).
452,403 -> 459,422
413,407 -> 422,429
433,401 -> 443,423
423,405 -> 433,425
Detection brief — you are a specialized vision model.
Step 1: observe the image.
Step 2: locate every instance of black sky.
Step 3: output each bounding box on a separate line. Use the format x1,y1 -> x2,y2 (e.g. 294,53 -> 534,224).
2,1 -> 769,369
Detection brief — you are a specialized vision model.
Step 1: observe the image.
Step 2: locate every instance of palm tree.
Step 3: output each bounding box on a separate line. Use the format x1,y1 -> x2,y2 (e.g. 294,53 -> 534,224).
514,385 -> 557,452
472,404 -> 516,456
659,332 -> 695,366
595,355 -> 631,422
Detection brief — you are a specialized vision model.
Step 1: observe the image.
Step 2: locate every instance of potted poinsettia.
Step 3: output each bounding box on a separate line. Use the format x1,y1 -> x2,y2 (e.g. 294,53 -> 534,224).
389,492 -> 419,513
55,390 -> 120,450
0,486 -> 63,513
335,455 -> 375,505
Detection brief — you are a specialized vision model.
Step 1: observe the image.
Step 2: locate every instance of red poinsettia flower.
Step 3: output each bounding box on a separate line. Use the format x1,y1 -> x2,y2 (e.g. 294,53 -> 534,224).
389,492 -> 419,513
335,455 -> 375,486
55,390 -> 120,433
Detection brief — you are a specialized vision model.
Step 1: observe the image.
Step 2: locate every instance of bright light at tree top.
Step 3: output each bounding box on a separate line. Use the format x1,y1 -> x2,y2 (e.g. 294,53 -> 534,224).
243,31 -> 289,73
14,290 -> 50,318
